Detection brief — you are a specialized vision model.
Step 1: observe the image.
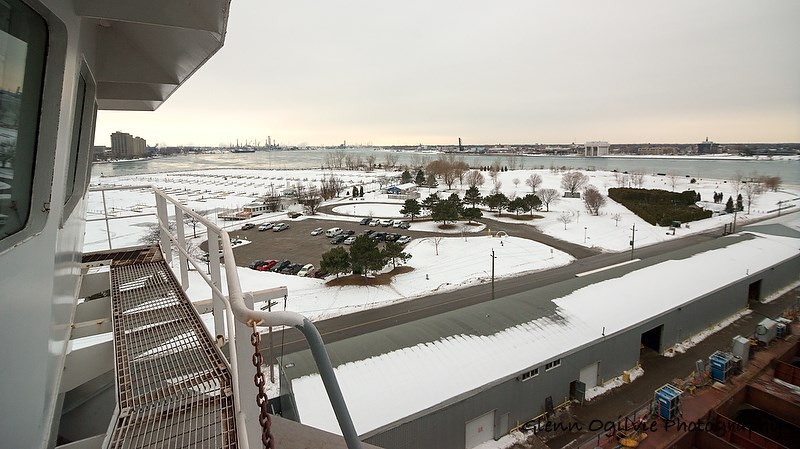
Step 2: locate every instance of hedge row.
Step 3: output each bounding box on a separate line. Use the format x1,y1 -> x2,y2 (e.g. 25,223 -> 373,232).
608,188 -> 712,226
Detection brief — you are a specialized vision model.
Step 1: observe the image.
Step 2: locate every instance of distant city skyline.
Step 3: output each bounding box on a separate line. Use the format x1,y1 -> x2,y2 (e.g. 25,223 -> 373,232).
94,0 -> 800,147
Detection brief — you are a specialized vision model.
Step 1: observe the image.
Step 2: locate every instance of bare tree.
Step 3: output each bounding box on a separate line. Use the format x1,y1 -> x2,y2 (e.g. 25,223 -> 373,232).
762,176 -> 781,192
731,171 -> 744,195
320,176 -> 344,199
560,171 -> 589,194
558,211 -> 573,230
537,188 -> 560,212
453,159 -> 469,187
430,236 -> 444,256
512,177 -> 521,189
525,173 -> 543,193
668,171 -> 679,192
492,179 -> 502,195
506,154 -> 519,170
344,154 -> 355,170
297,185 -> 323,214
427,156 -> 458,189
611,213 -> 622,227
742,178 -> 765,213
384,152 -> 399,170
630,171 -> 645,188
366,155 -> 376,171
582,185 -> 606,215
466,170 -> 485,189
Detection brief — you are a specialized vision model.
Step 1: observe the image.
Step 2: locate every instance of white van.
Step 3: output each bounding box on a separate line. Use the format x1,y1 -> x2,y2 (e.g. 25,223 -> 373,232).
325,227 -> 342,237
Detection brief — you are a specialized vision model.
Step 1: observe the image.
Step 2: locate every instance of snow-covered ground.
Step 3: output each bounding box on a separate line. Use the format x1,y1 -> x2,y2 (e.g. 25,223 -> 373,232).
184,235 -> 572,321
85,167 -> 799,321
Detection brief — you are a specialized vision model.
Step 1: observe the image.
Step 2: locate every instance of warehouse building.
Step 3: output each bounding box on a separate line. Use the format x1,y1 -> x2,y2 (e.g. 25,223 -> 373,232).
279,217 -> 800,449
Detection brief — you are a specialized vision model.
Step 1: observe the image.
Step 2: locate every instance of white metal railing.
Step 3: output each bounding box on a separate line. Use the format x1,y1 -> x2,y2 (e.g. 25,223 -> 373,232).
89,185 -> 363,449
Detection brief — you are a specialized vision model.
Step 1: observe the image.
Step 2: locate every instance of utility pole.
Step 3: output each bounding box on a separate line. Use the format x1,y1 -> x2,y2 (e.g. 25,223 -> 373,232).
490,249 -> 496,299
629,223 -> 636,260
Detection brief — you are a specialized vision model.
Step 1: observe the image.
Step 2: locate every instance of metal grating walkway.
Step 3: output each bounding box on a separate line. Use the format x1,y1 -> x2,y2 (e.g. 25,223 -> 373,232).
107,260 -> 238,448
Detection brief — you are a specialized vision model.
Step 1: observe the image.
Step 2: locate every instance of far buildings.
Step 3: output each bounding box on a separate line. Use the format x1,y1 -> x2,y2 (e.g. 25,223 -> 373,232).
110,131 -> 147,159
697,137 -> 719,154
584,141 -> 609,156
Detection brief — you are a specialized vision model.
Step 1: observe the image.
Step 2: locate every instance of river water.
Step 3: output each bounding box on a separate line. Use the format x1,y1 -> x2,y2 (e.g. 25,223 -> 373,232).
92,149 -> 800,185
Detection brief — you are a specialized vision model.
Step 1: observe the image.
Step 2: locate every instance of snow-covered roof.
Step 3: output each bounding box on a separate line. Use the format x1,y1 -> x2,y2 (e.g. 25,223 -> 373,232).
392,182 -> 418,191
288,221 -> 800,436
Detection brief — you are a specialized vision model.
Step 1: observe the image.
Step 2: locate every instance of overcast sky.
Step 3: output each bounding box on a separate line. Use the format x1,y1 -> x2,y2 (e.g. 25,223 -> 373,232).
95,0 -> 800,147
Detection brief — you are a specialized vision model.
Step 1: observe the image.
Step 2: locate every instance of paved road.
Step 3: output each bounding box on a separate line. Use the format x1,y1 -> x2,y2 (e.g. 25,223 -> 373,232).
263,225 -> 723,356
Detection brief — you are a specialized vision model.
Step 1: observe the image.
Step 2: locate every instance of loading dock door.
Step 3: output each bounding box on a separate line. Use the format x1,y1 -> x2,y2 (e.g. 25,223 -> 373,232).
465,410 -> 495,449
580,362 -> 599,389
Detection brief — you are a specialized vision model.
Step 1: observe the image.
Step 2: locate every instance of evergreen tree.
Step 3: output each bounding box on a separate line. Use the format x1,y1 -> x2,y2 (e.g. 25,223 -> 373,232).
400,199 -> 421,221
382,242 -> 411,269
508,197 -> 529,215
421,193 -> 439,212
349,235 -> 384,278
415,169 -> 426,186
463,186 -> 483,208
352,186 -> 358,197
319,246 -> 350,278
432,197 -> 461,224
725,196 -> 734,213
461,207 -> 482,223
736,193 -> 744,212
523,193 -> 542,213
359,186 -> 364,197
401,169 -> 412,184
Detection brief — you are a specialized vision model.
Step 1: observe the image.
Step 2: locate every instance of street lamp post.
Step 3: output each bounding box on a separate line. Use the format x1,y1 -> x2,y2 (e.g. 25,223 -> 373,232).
584,227 -> 587,244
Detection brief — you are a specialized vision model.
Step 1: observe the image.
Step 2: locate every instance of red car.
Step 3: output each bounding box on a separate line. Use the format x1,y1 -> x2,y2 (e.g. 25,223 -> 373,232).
257,259 -> 279,271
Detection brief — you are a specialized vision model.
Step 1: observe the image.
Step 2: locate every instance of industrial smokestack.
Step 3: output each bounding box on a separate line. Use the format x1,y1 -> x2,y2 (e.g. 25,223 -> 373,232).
458,137 -> 462,152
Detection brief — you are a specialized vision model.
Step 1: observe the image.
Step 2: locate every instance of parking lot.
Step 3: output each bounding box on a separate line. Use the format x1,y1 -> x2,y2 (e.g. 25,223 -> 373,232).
221,216 -> 441,272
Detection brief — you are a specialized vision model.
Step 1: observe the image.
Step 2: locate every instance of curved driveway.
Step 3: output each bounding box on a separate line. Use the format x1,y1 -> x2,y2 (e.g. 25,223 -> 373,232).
263,204 -> 740,356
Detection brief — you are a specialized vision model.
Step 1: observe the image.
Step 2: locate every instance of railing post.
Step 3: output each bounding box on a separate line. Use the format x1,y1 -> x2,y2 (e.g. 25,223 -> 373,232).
236,293 -> 262,447
207,228 -> 226,341
155,193 -> 172,263
174,204 -> 189,289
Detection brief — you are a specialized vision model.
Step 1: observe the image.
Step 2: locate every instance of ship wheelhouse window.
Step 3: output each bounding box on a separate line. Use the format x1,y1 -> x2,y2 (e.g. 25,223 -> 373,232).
62,62 -> 97,225
0,0 -> 47,243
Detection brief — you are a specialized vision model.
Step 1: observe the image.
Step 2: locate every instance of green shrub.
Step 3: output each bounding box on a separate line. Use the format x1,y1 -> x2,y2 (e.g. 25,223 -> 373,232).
608,188 -> 712,226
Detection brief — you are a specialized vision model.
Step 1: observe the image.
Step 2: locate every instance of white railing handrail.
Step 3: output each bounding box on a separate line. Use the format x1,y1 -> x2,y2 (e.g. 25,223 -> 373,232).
90,184 -> 363,449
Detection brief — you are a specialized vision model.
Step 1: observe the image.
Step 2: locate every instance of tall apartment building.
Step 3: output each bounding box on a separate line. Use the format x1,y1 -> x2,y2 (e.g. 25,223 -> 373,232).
110,131 -> 147,158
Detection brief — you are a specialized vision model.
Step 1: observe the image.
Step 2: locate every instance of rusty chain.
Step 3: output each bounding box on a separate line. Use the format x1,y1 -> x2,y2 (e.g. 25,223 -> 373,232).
251,324 -> 274,449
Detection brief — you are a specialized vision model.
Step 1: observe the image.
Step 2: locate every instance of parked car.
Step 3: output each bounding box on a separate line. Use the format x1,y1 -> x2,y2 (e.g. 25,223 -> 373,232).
343,229 -> 355,236
310,227 -> 324,236
398,221 -> 410,229
248,259 -> 265,269
396,235 -> 411,245
297,264 -> 315,277
380,219 -> 393,227
282,263 -> 304,275
392,221 -> 403,228
270,260 -> 290,272
368,219 -> 380,227
359,217 -> 372,225
362,229 -> 374,236
272,223 -> 289,232
371,232 -> 386,241
331,234 -> 348,244
325,227 -> 342,237
241,223 -> 255,230
258,223 -> 273,231
288,211 -> 302,218
257,259 -> 280,271
385,233 -> 400,242
343,236 -> 356,245
313,269 -> 329,279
